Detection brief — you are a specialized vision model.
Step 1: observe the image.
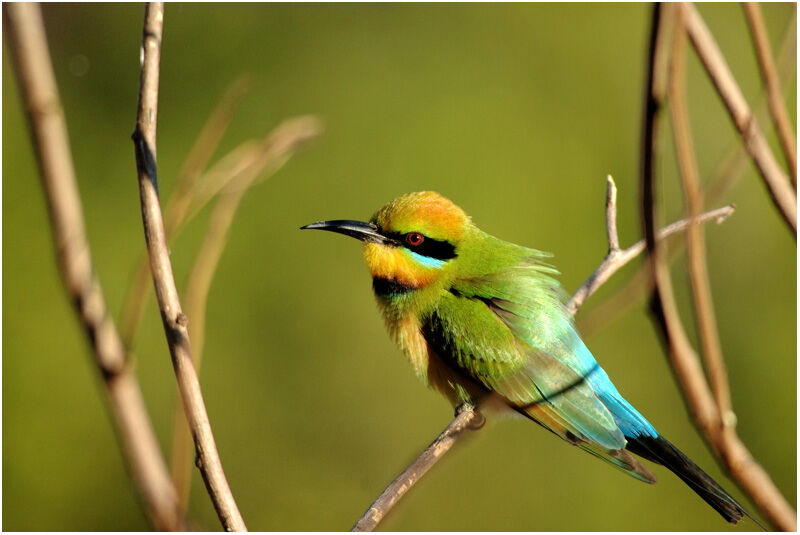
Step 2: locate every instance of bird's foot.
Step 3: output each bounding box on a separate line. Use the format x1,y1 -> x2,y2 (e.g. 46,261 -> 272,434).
454,403 -> 485,430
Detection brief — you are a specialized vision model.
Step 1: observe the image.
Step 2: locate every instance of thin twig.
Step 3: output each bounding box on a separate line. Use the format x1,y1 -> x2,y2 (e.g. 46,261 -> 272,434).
131,3 -> 246,531
566,180 -> 733,315
578,13 -> 797,339
668,11 -> 733,427
120,76 -> 252,349
170,116 -> 322,509
743,2 -> 797,186
642,5 -> 796,530
640,0 -> 722,498
3,3 -> 183,530
350,179 -> 735,531
351,406 -> 481,531
681,2 -> 796,236
605,174 -> 621,253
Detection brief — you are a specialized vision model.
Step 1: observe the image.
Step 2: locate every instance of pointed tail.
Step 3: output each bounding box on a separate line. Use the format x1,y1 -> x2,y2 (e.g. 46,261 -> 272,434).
626,434 -> 758,526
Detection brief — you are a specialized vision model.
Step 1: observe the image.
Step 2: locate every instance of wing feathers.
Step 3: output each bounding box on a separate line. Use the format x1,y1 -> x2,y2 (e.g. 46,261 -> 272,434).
427,253 -> 659,482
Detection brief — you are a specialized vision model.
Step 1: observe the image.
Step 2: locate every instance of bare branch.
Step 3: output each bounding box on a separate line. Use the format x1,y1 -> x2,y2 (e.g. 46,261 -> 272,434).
579,13 -> 797,339
642,6 -> 796,530
351,5 -> 795,531
351,406 -> 481,531
668,11 -> 733,423
351,183 -> 735,531
3,3 -> 183,530
743,2 -> 797,186
604,175 -> 621,253
681,2 -> 796,235
131,3 -> 246,531
566,182 -> 733,315
170,116 -> 322,509
120,77 -> 252,348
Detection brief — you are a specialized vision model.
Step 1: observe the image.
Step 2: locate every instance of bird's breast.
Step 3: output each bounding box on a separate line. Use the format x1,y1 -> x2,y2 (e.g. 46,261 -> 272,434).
381,309 -> 487,407
383,313 -> 430,382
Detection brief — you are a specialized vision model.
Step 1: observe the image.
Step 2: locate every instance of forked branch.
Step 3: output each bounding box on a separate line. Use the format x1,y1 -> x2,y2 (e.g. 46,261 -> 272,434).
578,12 -> 797,339
351,174 -> 735,531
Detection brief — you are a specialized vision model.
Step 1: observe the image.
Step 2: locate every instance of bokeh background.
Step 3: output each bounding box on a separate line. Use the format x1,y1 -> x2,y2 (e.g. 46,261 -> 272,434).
3,3 -> 796,531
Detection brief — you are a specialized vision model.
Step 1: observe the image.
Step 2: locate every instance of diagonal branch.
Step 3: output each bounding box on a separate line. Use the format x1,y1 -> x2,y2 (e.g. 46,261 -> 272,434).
681,2 -> 796,236
743,2 -> 797,186
351,405 -> 481,532
641,5 -> 796,531
131,3 -> 246,531
578,12 -> 797,339
668,11 -> 733,428
3,2 -> 183,530
350,178 -> 735,531
566,177 -> 734,315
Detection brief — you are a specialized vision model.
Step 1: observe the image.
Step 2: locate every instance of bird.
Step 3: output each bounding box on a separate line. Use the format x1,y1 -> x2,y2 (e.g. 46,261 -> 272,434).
301,190 -> 752,526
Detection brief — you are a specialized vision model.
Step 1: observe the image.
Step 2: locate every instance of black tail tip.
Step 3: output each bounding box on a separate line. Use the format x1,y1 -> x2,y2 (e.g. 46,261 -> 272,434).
626,434 -> 765,528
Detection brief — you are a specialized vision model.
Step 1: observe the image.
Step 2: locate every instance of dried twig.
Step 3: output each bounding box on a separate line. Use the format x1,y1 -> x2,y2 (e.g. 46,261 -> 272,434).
120,76 -> 252,349
668,12 -> 733,426
131,3 -> 246,531
641,5 -> 796,530
351,406 -> 481,531
170,116 -> 322,509
351,176 -> 735,531
743,2 -> 797,186
566,178 -> 733,315
3,3 -> 183,530
681,2 -> 796,235
578,13 -> 797,339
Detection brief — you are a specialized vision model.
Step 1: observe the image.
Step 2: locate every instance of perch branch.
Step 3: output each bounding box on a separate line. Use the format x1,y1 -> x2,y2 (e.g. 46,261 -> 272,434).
566,178 -> 733,315
681,2 -> 796,235
131,3 -> 246,531
3,3 -> 183,530
743,2 -> 796,186
641,6 -> 796,530
170,116 -> 322,509
351,181 -> 735,531
351,405 -> 481,531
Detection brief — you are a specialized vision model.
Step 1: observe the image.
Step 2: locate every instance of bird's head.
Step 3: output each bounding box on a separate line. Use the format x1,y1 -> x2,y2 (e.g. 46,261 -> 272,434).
301,191 -> 470,292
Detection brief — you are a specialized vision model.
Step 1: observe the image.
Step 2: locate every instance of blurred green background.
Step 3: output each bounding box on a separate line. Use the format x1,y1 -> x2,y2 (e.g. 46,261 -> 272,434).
3,3 -> 796,531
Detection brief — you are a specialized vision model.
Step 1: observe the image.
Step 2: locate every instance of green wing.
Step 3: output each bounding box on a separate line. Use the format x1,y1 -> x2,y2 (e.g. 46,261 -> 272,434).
425,256 -> 626,451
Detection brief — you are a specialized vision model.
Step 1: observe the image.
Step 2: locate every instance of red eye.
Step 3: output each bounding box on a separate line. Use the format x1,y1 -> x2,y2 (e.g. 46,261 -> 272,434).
406,232 -> 424,246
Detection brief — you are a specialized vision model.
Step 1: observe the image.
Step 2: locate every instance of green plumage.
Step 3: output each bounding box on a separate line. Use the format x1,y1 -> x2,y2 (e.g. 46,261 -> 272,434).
302,191 -> 751,525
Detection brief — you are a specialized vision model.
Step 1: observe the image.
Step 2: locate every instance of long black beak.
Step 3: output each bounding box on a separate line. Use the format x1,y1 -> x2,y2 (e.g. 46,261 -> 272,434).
300,219 -> 399,245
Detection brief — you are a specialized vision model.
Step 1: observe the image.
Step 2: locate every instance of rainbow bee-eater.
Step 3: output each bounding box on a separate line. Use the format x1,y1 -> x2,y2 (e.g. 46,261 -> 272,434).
302,191 -> 750,525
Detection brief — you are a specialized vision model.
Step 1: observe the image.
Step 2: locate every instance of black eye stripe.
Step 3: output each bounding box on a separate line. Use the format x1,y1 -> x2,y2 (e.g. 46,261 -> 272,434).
383,231 -> 457,260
